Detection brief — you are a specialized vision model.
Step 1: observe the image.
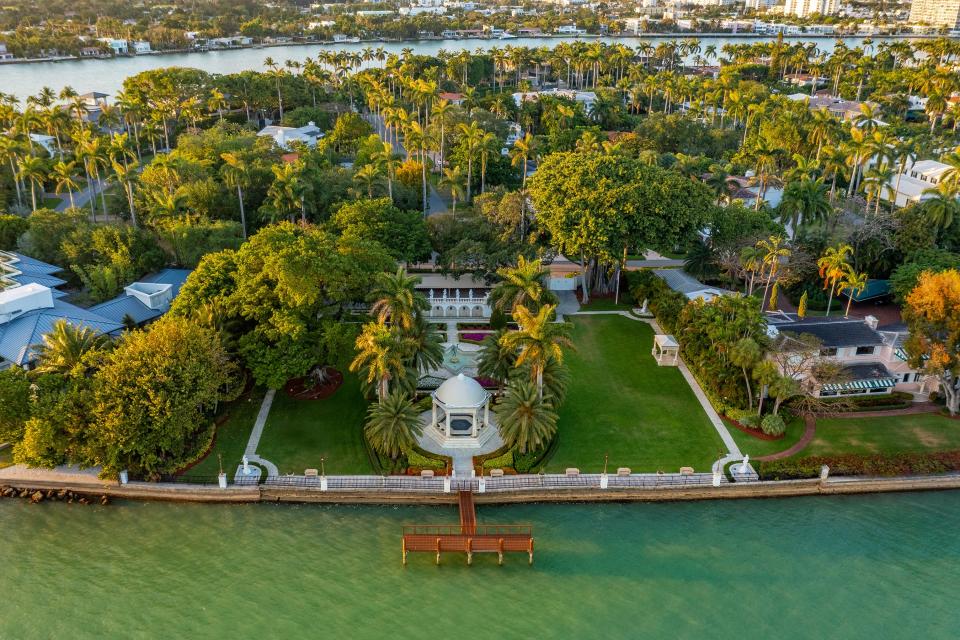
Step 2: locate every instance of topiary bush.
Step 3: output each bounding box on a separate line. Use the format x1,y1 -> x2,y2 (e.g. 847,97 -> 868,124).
727,408 -> 760,428
760,414 -> 786,436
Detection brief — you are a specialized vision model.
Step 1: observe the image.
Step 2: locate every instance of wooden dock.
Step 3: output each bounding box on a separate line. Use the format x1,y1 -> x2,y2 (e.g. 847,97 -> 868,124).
402,491 -> 533,566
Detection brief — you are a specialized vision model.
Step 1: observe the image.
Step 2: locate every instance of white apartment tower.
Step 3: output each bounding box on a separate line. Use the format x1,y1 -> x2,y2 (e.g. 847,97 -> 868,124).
783,0 -> 838,17
909,0 -> 960,28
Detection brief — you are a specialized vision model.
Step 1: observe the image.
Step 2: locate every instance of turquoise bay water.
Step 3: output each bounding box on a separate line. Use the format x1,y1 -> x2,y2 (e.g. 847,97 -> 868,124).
2,492 -> 959,639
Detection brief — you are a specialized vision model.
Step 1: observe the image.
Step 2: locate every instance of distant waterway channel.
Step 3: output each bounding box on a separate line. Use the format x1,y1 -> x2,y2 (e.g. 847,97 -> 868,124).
1,490 -> 959,638
0,35 -> 907,103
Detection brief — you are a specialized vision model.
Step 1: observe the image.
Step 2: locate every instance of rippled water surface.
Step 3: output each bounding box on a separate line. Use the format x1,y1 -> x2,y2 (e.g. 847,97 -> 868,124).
2,492 -> 959,639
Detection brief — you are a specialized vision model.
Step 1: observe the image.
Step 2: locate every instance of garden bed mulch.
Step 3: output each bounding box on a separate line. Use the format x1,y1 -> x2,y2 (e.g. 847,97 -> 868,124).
284,369 -> 344,400
722,415 -> 783,441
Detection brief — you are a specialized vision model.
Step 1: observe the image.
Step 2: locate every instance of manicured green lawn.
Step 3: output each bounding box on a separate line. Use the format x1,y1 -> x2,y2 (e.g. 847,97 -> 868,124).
728,417 -> 806,458
188,388 -> 267,476
257,375 -> 372,475
805,413 -> 960,457
547,315 -> 725,473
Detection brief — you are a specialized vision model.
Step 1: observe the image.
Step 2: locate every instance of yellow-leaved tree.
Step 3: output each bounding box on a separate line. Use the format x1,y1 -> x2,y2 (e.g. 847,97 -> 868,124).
903,269 -> 960,416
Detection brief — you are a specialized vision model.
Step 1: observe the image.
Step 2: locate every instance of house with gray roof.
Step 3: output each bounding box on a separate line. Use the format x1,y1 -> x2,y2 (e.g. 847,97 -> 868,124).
764,311 -> 934,399
653,269 -> 733,303
0,252 -> 190,369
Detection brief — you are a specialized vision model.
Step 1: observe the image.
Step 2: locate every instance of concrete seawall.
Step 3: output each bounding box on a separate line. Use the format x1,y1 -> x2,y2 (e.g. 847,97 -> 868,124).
4,474 -> 960,505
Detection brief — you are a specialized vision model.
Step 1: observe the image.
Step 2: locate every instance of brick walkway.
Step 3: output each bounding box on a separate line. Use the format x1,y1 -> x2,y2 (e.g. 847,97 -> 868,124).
755,416 -> 817,462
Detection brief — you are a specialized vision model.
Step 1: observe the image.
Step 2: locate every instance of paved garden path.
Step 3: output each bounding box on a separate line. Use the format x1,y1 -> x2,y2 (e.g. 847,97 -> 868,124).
569,310 -> 743,473
755,416 -> 817,462
242,389 -> 279,477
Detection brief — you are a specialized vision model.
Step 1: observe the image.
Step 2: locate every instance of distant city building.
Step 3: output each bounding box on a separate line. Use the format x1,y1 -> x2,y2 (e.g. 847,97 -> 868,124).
782,0 -> 838,18
909,0 -> 960,28
0,44 -> 14,60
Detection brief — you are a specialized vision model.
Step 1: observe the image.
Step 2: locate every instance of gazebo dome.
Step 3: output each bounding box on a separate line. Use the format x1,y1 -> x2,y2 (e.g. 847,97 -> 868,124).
435,373 -> 487,407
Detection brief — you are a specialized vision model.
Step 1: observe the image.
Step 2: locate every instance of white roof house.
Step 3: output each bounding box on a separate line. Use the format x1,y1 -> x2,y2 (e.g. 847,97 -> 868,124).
257,122 -> 324,150
882,159 -> 955,208
653,269 -> 733,303
512,89 -> 597,114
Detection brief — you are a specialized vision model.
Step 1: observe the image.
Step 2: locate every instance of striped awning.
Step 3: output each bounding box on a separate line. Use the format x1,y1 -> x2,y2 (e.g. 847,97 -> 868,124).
821,377 -> 897,392
895,347 -> 908,362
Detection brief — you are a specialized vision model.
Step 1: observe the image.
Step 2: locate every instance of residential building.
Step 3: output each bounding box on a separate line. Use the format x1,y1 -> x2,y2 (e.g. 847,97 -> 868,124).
512,89 -> 596,113
257,121 -> 324,149
98,38 -> 128,55
786,94 -> 881,124
415,273 -> 491,319
555,24 -> 587,35
909,0 -> 960,29
0,44 -> 14,60
765,312 -> 933,398
438,92 -> 465,106
653,269 -> 733,303
28,134 -> 57,157
782,0 -> 838,18
0,251 -> 190,369
131,41 -> 152,54
881,159 -> 955,208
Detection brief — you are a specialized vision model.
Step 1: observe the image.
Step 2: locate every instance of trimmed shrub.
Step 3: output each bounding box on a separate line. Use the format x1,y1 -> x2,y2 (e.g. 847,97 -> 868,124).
727,408 -> 760,428
758,450 -> 960,480
816,392 -> 914,412
760,414 -> 786,436
406,446 -> 449,471
481,450 -> 514,471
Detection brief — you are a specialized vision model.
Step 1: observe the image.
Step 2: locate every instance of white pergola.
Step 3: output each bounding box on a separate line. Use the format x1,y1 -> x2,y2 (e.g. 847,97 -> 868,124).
652,334 -> 680,366
430,373 -> 490,438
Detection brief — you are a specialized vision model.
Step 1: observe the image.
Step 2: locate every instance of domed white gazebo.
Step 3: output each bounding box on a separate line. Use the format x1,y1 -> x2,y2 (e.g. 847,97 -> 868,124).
431,373 -> 491,438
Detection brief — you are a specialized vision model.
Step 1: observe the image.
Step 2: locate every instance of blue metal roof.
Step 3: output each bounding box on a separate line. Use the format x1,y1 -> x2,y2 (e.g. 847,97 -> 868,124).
88,269 -> 192,325
840,279 -> 890,302
8,253 -> 62,276
0,299 -> 124,365
10,272 -> 68,289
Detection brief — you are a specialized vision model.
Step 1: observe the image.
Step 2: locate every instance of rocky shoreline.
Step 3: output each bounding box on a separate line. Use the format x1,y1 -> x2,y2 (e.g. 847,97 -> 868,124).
1,485 -> 110,505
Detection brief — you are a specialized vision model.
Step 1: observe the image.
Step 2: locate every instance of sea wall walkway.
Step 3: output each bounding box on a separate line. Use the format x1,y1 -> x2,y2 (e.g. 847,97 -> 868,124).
3,467 -> 960,505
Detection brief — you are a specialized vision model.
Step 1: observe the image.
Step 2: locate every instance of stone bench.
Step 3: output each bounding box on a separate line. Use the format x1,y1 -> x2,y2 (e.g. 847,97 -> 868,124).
489,469 -> 504,477
679,466 -> 695,476
616,467 -> 631,477
304,468 -> 318,477
565,468 -> 580,477
420,470 -> 434,478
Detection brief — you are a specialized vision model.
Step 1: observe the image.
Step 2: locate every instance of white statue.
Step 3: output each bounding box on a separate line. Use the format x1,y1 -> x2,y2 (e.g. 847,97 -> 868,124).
242,455 -> 250,475
640,298 -> 649,314
739,454 -> 750,474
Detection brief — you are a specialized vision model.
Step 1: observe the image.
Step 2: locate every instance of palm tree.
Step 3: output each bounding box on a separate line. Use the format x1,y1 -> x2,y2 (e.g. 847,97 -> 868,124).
405,313 -> 443,373
500,304 -> 573,399
757,235 -> 791,307
431,98 -> 452,170
439,166 -> 465,216
730,337 -> 762,409
496,379 -> 558,454
489,256 -> 555,314
16,155 -> 47,211
838,267 -> 868,317
402,121 -> 432,215
364,391 -> 423,461
478,131 -> 498,195
478,329 -> 517,393
353,162 -> 384,198
220,152 -> 251,239
817,243 -> 853,317
350,322 -> 409,403
369,269 -> 428,331
510,133 -> 536,238
921,181 -> 959,231
372,142 -> 399,203
778,178 -> 832,238
50,160 -> 79,209
32,319 -> 109,376
457,121 -> 483,203
112,159 -> 140,227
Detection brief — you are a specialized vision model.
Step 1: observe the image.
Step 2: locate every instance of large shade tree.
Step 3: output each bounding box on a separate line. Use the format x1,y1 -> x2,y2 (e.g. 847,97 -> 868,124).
528,151 -> 713,303
903,269 -> 960,416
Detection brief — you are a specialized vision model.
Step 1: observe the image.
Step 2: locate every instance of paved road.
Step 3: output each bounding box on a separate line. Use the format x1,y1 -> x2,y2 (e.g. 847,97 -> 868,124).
367,113 -> 448,216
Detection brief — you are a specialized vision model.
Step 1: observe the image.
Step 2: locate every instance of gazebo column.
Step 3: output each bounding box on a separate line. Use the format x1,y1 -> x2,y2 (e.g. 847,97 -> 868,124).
431,402 -> 437,430
445,407 -> 451,437
472,409 -> 478,437
484,401 -> 489,429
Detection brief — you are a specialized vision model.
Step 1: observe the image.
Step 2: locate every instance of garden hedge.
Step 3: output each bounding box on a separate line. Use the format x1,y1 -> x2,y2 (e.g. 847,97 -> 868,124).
758,450 -> 960,480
